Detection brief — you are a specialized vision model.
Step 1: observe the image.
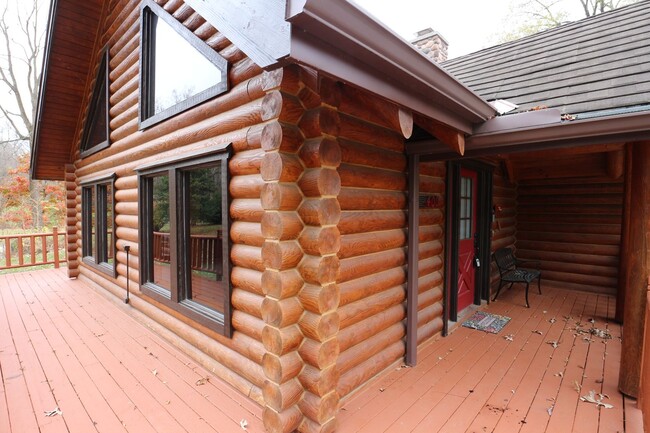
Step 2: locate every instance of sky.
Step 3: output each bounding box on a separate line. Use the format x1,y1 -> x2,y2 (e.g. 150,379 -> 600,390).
351,0 -> 587,59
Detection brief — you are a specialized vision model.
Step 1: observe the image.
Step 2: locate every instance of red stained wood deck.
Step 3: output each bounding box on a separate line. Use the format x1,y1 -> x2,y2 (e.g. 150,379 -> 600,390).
0,269 -> 644,433
339,284 -> 644,433
0,268 -> 263,433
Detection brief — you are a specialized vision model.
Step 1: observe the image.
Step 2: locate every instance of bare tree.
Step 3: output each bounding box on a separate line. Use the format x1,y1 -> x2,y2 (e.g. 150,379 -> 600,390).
0,0 -> 49,229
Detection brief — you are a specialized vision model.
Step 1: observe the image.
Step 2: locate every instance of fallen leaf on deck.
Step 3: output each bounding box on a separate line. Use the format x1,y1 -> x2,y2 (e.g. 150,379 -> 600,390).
573,380 -> 582,392
195,377 -> 210,386
152,369 -> 158,376
595,378 -> 604,384
580,390 -> 613,409
549,318 -> 557,324
240,419 -> 248,430
44,407 -> 62,417
504,334 -> 514,341
547,405 -> 554,416
546,340 -> 559,348
554,371 -> 564,378
532,330 -> 543,335
379,387 -> 385,392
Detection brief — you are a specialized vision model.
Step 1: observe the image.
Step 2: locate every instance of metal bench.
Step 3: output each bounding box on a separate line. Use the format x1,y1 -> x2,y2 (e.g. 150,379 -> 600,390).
492,248 -> 541,308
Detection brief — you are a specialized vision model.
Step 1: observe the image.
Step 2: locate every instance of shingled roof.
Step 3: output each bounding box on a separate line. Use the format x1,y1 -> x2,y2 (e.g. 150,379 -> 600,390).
443,0 -> 650,119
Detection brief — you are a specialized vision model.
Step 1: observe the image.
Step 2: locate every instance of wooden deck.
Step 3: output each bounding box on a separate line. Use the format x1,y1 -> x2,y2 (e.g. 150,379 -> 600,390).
0,269 -> 644,433
0,268 -> 263,433
339,284 -> 644,433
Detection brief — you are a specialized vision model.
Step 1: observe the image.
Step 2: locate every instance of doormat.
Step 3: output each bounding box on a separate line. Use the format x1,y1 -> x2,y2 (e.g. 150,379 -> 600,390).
462,311 -> 511,334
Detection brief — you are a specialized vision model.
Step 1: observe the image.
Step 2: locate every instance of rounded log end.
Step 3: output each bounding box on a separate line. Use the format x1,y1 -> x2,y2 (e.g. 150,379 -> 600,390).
263,379 -> 303,412
262,269 -> 304,299
262,91 -> 284,121
263,405 -> 303,433
262,324 -> 303,355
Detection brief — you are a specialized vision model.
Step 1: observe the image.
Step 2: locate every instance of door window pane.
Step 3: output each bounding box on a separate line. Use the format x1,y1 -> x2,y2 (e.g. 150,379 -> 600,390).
459,176 -> 473,240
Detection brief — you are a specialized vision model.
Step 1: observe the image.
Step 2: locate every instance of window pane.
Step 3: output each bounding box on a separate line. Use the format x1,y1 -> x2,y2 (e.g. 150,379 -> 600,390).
91,187 -> 97,259
152,175 -> 171,292
153,17 -> 225,115
106,183 -> 113,265
187,166 -> 224,313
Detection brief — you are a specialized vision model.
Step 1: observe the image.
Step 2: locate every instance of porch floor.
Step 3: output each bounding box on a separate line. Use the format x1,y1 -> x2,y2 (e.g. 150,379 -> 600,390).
339,284 -> 644,433
0,268 -> 264,433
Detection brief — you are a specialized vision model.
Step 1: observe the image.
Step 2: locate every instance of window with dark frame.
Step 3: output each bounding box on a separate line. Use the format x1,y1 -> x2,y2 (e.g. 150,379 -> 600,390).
459,175 -> 473,240
138,147 -> 232,336
81,174 -> 116,276
139,0 -> 228,129
80,47 -> 110,158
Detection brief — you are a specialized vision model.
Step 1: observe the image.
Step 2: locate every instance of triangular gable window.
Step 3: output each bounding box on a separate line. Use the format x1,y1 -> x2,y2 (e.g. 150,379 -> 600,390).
80,48 -> 109,158
140,1 -> 228,129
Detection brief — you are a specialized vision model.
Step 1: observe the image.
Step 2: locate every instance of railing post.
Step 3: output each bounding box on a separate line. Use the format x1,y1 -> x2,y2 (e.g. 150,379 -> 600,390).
53,227 -> 60,269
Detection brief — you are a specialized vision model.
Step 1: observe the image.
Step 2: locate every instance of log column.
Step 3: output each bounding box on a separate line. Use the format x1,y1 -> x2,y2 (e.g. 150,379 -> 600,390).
296,75 -> 342,433
65,164 -> 80,278
619,142 -> 650,397
261,68 -> 306,433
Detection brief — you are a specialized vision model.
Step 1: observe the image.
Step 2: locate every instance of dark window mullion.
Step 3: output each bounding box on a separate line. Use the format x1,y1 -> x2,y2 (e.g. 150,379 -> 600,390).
178,169 -> 192,302
169,169 -> 179,303
96,184 -> 107,263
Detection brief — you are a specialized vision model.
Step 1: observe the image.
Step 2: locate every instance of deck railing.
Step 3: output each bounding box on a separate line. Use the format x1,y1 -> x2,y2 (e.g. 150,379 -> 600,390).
0,228 -> 67,270
153,231 -> 223,276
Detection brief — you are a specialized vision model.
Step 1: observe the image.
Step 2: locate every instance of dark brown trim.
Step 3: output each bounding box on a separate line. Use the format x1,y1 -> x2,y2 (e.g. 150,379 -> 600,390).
81,173 -> 117,278
406,153 -> 420,366
138,0 -> 229,130
80,46 -> 111,159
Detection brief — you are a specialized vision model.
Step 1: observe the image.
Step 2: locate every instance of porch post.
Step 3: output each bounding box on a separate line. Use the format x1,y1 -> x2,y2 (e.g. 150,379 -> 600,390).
406,153 -> 419,365
618,142 -> 650,397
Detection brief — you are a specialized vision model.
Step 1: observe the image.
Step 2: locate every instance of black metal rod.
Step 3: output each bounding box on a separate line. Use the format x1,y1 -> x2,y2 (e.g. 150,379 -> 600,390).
124,245 -> 130,304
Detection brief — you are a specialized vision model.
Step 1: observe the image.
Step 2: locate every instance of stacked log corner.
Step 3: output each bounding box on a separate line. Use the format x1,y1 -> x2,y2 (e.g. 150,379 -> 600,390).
259,67 -> 307,433
65,164 -> 80,277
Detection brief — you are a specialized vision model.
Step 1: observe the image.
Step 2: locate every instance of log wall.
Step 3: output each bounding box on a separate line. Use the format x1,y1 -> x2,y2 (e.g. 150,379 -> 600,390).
489,163 -> 517,289
330,79 -> 410,400
71,0 -> 273,414
515,177 -> 624,294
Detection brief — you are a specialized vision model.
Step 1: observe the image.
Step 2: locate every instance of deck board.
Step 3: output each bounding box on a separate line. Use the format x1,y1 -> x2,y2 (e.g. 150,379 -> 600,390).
340,284 -> 642,433
0,269 -> 262,433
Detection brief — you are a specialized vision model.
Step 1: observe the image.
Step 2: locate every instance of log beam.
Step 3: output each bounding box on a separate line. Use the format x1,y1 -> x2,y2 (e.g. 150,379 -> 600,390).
414,113 -> 465,155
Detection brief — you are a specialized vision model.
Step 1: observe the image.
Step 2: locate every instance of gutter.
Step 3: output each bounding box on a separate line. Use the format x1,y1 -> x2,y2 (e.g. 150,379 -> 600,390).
285,0 -> 496,132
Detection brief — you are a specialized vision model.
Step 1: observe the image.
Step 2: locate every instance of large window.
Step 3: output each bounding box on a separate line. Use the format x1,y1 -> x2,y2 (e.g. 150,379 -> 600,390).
80,48 -> 110,158
138,147 -> 231,335
81,174 -> 116,276
139,0 -> 228,129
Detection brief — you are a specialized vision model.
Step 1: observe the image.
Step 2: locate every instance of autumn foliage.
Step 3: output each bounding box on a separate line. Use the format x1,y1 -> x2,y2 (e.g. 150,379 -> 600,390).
0,153 -> 66,230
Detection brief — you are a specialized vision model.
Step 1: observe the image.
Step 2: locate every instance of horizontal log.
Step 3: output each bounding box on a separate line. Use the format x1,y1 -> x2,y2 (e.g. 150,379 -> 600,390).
262,324 -> 303,356
299,138 -> 342,169
517,231 -> 621,245
420,240 -> 443,261
299,168 -> 341,197
231,199 -> 264,223
230,244 -> 264,272
299,282 -> 338,314
262,241 -> 303,270
114,188 -> 138,203
298,198 -> 341,227
231,311 -> 265,341
338,163 -> 406,191
230,57 -> 264,88
338,210 -> 406,235
231,288 -> 264,319
419,176 -> 445,194
261,152 -> 303,182
419,225 -> 443,243
338,229 -> 405,259
299,391 -> 339,426
262,269 -> 304,299
299,227 -> 340,257
539,270 -> 617,289
116,239 -> 138,256
337,340 -> 404,398
115,201 -> 138,215
336,112 -> 404,152
261,212 -> 303,241
338,188 -> 406,211
516,249 -> 619,267
338,266 -> 405,306
262,296 -> 303,328
339,139 -> 407,173
263,378 -> 303,413
538,260 -> 618,278
115,174 -> 138,190
231,267 -> 263,296
417,317 -> 444,345
338,285 -> 405,330
229,148 -> 264,176
115,214 -> 138,229
231,221 -> 264,247
262,406 -> 302,433
337,248 -> 405,284
337,322 -> 404,375
419,161 -> 445,178
261,121 -> 304,154
115,226 -> 138,243
517,222 -> 621,236
518,194 -> 623,206
230,174 -> 264,199
261,183 -> 303,211
338,303 -> 404,353
299,311 -> 339,342
299,364 -> 338,398
417,299 -> 443,326
115,251 -> 139,269
418,268 -> 443,291
263,351 -> 303,385
299,338 -> 339,370
299,107 -> 340,139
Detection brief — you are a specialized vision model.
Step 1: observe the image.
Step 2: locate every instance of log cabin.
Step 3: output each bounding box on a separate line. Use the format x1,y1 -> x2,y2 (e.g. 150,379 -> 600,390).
30,0 -> 650,431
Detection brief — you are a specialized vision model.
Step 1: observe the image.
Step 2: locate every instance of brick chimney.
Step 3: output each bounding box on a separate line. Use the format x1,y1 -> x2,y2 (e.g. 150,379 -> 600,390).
411,28 -> 448,63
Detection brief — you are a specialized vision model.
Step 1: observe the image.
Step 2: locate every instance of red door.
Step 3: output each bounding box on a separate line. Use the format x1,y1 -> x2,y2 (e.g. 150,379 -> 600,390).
457,168 -> 478,312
